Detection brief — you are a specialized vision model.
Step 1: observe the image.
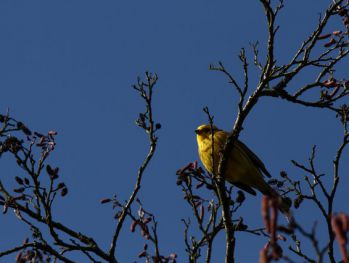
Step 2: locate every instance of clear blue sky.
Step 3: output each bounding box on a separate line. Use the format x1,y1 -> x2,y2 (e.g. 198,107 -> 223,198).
1,1 -> 348,262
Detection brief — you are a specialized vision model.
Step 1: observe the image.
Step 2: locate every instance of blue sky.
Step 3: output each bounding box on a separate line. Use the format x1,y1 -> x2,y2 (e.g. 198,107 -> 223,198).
0,0 -> 348,262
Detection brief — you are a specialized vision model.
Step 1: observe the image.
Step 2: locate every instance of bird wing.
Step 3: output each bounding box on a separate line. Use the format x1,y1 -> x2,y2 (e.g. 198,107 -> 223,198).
236,140 -> 272,178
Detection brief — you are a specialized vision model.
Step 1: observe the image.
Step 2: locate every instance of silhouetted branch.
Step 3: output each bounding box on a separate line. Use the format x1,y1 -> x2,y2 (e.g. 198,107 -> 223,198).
204,1 -> 349,262
109,72 -> 161,260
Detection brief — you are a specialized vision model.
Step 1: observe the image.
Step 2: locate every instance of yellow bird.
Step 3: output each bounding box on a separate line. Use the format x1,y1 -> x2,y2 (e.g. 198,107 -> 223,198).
195,124 -> 290,212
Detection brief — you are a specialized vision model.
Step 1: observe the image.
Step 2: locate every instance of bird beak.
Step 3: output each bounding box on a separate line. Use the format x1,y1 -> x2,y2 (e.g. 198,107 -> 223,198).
195,129 -> 200,135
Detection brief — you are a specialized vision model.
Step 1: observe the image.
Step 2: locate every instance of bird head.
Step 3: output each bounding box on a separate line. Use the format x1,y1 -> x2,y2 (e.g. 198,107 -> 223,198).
195,124 -> 220,138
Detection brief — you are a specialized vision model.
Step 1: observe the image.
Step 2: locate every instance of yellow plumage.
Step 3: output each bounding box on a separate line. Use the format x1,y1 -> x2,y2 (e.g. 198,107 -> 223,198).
195,124 -> 274,196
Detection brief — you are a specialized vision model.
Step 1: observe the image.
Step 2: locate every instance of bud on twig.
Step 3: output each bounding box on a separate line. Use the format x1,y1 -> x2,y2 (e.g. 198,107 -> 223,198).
15,176 -> 23,185
333,30 -> 342,36
130,220 -> 138,232
57,182 -> 65,190
324,38 -> 337,47
323,78 -> 338,88
48,130 -> 58,136
14,188 -> 25,193
24,178 -> 30,185
294,196 -> 303,209
61,187 -> 68,197
317,33 -> 332,40
100,198 -> 112,204
280,171 -> 287,178
143,217 -> 152,225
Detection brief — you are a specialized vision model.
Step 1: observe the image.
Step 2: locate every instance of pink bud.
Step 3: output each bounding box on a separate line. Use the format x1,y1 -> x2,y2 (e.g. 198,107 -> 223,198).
323,79 -> 337,88
15,252 -> 23,262
317,33 -> 332,40
130,220 -> 138,232
340,213 -> 349,232
324,38 -> 336,47
37,137 -> 46,146
48,131 -> 57,136
259,247 -> 269,263
277,234 -> 287,241
195,181 -> 205,189
142,217 -> 152,224
190,161 -> 198,170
